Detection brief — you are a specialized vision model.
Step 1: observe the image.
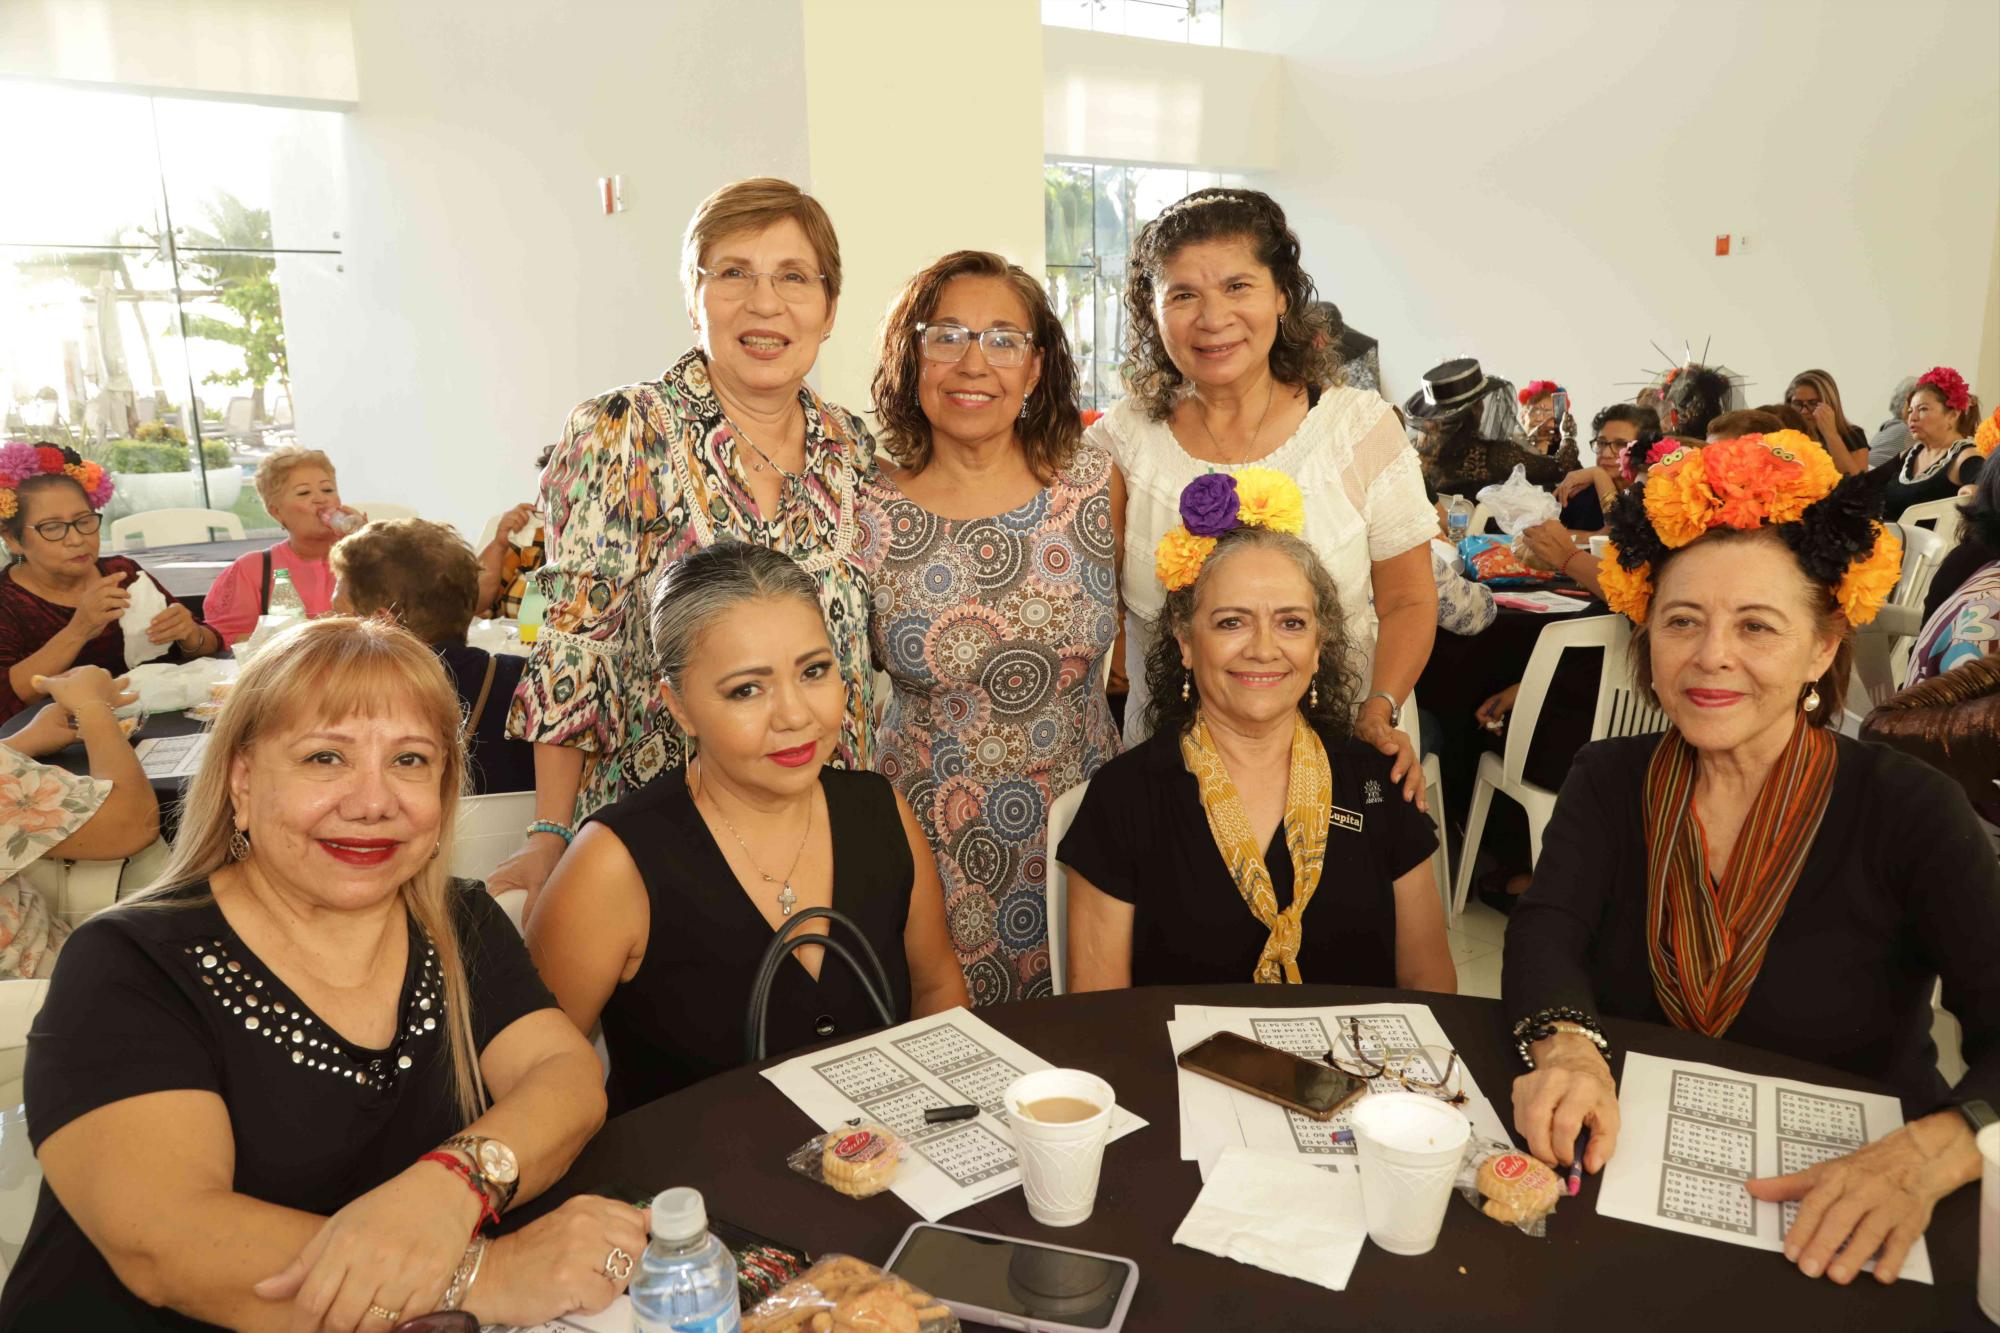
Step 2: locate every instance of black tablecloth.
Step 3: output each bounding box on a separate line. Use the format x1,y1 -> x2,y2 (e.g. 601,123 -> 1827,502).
515,985 -> 1980,1331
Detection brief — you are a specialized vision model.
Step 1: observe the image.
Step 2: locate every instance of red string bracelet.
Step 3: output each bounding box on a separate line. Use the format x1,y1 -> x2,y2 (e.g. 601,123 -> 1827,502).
420,1151 -> 500,1237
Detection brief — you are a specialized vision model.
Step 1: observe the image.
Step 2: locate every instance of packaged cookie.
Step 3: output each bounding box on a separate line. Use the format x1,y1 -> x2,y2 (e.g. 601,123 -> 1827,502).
742,1255 -> 960,1333
1454,1138 -> 1560,1237
786,1120 -> 906,1199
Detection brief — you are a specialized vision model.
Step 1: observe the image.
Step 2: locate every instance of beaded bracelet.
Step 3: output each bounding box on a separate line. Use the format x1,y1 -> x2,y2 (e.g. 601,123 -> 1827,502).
525,819 -> 575,846
1511,1005 -> 1612,1070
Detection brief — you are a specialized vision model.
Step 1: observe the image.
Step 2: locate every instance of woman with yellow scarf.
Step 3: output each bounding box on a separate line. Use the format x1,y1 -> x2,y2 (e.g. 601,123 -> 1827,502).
1059,469 -> 1456,993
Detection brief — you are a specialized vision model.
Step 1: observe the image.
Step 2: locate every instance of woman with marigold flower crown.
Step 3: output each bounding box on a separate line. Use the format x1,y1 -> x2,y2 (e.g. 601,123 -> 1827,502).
1059,472 -> 1455,994
1503,429 -> 2000,1290
1084,189 -> 1437,797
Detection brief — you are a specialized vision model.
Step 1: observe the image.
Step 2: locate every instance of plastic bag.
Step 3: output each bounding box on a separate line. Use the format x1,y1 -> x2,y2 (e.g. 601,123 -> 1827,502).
1456,534 -> 1557,587
785,1121 -> 906,1199
1474,465 -> 1562,536
742,1254 -> 962,1333
1454,1137 -> 1561,1237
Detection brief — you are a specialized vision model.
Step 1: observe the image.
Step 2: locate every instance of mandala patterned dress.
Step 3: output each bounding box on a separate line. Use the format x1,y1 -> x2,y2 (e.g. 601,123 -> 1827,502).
507,348 -> 877,821
856,444 -> 1122,1005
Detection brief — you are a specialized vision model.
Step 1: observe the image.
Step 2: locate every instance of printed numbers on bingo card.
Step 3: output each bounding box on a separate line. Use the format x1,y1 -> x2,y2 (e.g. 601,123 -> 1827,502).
1659,1165 -> 1756,1236
1775,1089 -> 1866,1147
942,1057 -> 1026,1120
1250,1017 -> 1333,1059
814,1050 -> 912,1102
858,1085 -> 951,1141
894,1025 -> 991,1075
1777,1138 -> 1844,1238
1669,1070 -> 1756,1128
1664,1115 -> 1755,1179
917,1123 -> 1016,1188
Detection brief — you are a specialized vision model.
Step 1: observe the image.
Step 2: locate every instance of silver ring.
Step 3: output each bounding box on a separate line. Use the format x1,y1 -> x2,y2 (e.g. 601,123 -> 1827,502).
602,1245 -> 634,1283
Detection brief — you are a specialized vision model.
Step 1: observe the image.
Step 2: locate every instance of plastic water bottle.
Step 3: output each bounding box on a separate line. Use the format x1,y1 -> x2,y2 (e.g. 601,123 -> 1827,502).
268,568 -> 306,621
516,580 -> 547,645
631,1188 -> 740,1333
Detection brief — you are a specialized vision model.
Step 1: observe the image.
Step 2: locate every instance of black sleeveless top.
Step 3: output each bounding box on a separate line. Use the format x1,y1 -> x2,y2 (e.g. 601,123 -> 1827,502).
587,765 -> 915,1116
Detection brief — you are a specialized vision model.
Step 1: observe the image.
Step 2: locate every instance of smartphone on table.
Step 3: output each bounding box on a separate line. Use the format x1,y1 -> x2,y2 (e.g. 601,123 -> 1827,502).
1175,1030 -> 1368,1120
886,1223 -> 1139,1333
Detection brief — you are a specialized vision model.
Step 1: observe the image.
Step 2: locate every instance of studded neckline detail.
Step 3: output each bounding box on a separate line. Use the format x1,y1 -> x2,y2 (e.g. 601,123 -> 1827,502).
182,930 -> 443,1092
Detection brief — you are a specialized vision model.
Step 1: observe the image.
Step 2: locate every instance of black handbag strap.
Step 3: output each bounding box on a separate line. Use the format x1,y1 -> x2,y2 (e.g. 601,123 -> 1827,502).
744,906 -> 897,1064
259,548 -> 273,615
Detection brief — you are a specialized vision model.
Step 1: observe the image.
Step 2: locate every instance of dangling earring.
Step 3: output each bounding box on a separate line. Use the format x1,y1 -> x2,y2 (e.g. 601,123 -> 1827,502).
1310,680 -> 1320,709
229,828 -> 251,861
1180,674 -> 1191,703
1802,683 -> 1821,714
1019,394 -> 1031,420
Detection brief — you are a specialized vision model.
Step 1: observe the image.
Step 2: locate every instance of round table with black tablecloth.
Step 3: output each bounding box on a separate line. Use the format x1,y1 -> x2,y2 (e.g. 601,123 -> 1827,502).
0,704 -> 204,840
509,985 -> 1981,1332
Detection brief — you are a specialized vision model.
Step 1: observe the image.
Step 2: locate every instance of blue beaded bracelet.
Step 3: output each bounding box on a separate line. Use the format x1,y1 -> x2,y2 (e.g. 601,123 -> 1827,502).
525,819 -> 575,846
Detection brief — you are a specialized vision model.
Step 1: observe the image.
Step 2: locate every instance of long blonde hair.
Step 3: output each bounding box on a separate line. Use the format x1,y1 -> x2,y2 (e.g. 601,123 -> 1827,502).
124,617 -> 485,1120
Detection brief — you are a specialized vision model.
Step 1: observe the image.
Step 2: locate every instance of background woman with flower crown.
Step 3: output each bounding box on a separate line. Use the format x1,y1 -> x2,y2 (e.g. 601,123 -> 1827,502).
0,443 -> 221,722
1880,365 -> 1985,520
856,251 -> 1120,1005
1085,189 -> 1437,798
1507,428 -> 2000,1291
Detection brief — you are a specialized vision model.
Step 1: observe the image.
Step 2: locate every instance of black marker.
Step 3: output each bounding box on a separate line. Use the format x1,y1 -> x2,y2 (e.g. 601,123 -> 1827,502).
924,1104 -> 981,1124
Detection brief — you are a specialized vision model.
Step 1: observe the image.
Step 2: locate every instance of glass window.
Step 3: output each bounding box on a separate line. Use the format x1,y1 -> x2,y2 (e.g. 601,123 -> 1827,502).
1042,0 -> 1223,45
1042,159 -> 1221,409
0,80 -> 342,541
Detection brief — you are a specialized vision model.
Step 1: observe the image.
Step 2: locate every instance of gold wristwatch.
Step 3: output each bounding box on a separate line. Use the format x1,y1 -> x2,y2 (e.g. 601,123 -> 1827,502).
440,1134 -> 520,1212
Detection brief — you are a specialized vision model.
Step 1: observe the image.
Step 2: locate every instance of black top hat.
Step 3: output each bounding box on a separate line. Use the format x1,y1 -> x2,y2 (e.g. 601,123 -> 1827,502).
1404,358 -> 1489,421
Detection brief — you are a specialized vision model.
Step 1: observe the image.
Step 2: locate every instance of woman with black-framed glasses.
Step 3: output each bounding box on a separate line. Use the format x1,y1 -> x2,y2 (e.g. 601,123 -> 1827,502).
0,448 -> 221,722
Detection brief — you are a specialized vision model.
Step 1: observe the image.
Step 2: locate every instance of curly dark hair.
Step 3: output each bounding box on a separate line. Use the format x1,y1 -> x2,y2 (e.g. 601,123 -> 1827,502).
1120,189 -> 1340,422
1143,526 -> 1363,739
870,250 -> 1082,480
1592,402 -> 1660,437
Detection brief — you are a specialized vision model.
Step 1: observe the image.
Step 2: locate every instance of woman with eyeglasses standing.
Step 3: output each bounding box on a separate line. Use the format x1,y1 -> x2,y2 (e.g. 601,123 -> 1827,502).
856,251 -> 1121,1004
0,445 -> 220,723
498,178 -> 878,913
1784,369 -> 1870,475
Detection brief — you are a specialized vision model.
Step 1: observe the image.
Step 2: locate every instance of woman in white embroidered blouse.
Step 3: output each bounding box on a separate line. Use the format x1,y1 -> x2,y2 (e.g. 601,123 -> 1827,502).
1086,189 -> 1438,799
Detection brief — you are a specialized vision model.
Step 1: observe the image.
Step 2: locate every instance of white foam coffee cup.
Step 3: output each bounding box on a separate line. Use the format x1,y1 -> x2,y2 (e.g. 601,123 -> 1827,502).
1348,1092 -> 1472,1256
1004,1069 -> 1115,1227
1588,534 -> 1609,562
1977,1122 -> 1999,1325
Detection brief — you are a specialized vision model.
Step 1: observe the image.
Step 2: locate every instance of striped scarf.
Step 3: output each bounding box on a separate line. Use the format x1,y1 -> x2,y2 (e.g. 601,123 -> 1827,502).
1179,712 -> 1332,984
1643,718 -> 1836,1037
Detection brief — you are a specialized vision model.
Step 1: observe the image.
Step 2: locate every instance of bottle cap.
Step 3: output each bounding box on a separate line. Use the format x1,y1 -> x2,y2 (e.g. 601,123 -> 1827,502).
651,1187 -> 706,1242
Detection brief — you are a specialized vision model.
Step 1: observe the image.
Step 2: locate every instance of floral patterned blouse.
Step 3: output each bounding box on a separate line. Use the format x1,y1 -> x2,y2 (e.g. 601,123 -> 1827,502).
506,348 -> 878,821
0,745 -> 108,977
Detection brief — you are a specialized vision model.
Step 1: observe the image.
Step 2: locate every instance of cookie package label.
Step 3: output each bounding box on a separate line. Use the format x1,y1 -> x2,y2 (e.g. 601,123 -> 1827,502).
833,1130 -> 888,1162
1494,1153 -> 1531,1180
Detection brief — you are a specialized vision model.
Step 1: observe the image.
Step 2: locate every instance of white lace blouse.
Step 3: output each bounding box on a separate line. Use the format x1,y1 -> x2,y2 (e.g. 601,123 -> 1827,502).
1088,385 -> 1436,745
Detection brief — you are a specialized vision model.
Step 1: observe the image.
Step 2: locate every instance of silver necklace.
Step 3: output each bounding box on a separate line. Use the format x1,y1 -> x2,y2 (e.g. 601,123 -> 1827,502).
1195,376 -> 1276,465
722,409 -> 803,480
694,758 -> 812,916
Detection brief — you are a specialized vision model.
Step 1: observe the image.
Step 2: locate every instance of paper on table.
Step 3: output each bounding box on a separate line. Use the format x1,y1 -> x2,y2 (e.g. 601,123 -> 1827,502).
1171,1003 -> 1511,1181
119,576 -> 171,666
1173,1145 -> 1368,1292
761,1009 -> 1146,1221
1597,1051 -> 1932,1284
135,734 -> 208,779
1492,589 -> 1589,614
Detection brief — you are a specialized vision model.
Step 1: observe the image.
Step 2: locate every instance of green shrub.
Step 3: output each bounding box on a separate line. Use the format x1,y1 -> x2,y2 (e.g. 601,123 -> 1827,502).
133,420 -> 188,446
98,436 -> 239,473
201,439 -> 231,469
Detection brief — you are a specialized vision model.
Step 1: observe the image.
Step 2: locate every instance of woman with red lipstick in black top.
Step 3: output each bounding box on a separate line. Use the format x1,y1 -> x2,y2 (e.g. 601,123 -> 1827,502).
527,543 -> 967,1114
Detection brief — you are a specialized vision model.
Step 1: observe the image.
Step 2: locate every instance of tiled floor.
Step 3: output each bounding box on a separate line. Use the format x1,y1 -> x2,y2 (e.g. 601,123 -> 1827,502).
1445,899 -> 1969,1080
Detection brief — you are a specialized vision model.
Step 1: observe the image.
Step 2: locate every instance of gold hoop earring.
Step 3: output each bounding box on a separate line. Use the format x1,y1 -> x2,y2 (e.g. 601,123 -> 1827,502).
229,828 -> 251,861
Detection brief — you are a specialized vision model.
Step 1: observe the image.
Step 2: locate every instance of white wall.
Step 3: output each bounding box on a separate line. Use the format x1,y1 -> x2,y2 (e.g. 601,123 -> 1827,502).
0,0 -> 357,106
1043,25 -> 1280,171
1226,0 -> 2000,424
283,0 -> 813,535
802,0 -> 1046,413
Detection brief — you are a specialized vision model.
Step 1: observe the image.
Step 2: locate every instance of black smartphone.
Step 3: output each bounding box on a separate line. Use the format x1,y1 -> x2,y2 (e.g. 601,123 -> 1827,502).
886,1222 -> 1139,1333
1175,1031 -> 1367,1121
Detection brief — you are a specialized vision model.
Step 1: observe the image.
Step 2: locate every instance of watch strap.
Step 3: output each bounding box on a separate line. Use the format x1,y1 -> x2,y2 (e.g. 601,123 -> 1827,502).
1958,1098 -> 1997,1135
441,1133 -> 520,1210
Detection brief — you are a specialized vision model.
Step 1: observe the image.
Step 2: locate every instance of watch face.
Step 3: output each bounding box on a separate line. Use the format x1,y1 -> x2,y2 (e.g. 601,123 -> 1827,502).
477,1140 -> 519,1183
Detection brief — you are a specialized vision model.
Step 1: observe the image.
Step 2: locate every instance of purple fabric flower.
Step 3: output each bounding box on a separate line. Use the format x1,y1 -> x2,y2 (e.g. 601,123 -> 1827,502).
1179,473 -> 1241,537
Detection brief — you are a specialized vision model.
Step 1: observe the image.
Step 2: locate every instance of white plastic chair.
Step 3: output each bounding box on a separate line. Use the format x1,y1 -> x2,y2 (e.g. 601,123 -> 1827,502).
0,979 -> 50,1278
1045,781 -> 1090,997
450,791 -> 538,885
1451,615 -> 1667,916
108,507 -> 245,551
16,837 -> 173,932
351,502 -> 419,523
1897,496 -> 1963,549
1888,523 -> 1946,616
1401,694 -> 1450,916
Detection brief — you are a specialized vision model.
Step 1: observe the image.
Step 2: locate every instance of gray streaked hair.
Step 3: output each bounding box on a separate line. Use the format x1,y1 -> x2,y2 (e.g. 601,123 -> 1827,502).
649,541 -> 825,689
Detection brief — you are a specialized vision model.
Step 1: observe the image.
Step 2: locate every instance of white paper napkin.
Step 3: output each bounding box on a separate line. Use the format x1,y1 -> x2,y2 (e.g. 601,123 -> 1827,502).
119,577 -> 171,667
1173,1146 -> 1368,1292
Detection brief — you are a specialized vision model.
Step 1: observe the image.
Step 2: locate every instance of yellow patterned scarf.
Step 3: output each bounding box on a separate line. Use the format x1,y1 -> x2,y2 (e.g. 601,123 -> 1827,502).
1179,712 -> 1333,983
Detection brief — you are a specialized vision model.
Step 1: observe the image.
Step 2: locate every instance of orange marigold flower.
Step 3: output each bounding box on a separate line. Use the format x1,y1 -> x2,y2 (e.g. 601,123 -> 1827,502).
1644,450 -> 1718,548
1975,407 -> 2000,458
1155,527 -> 1217,591
1759,430 -> 1840,522
0,490 -> 15,521
1598,543 -> 1653,623
1835,526 -> 1902,627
